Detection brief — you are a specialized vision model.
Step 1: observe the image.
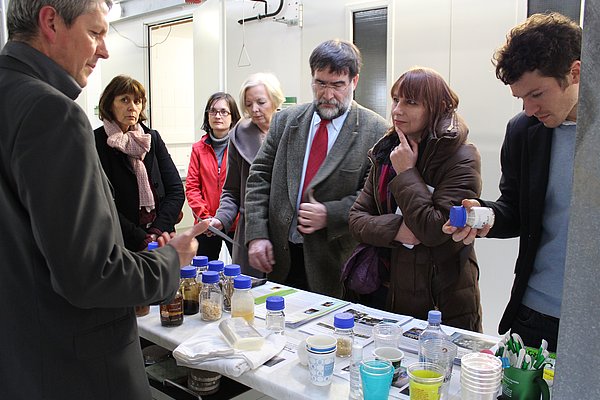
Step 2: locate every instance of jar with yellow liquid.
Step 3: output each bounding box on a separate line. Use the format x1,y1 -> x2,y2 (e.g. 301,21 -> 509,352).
231,276 -> 254,324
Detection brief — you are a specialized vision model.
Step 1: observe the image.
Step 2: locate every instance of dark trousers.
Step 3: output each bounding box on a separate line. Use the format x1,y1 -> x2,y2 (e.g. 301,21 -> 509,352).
196,233 -> 233,261
285,242 -> 310,291
510,304 -> 560,352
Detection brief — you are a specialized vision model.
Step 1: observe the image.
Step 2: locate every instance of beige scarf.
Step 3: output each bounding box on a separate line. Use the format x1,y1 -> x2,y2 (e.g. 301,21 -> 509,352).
104,120 -> 155,211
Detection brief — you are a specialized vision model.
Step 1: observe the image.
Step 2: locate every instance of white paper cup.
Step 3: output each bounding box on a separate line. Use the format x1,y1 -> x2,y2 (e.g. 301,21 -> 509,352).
297,334 -> 337,366
372,347 -> 404,382
307,348 -> 336,386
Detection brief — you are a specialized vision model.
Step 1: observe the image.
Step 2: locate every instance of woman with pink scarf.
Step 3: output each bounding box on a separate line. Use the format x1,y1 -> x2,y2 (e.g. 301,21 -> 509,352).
94,75 -> 184,251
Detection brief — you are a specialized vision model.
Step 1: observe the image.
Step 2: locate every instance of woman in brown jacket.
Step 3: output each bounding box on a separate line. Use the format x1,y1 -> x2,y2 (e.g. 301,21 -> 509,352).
349,67 -> 483,331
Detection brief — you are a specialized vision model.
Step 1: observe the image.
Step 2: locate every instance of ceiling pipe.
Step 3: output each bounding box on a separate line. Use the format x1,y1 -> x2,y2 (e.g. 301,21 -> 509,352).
237,0 -> 284,24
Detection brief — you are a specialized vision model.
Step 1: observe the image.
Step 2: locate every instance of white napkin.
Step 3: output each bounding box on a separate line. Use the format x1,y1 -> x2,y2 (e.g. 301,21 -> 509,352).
173,322 -> 287,377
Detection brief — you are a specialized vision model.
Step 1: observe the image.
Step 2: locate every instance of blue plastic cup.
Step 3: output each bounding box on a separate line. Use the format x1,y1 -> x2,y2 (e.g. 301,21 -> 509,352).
360,359 -> 394,400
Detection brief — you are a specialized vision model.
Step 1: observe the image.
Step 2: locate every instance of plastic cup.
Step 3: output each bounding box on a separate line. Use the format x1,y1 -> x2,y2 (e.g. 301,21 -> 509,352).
373,347 -> 404,382
419,338 -> 458,399
372,322 -> 402,349
360,359 -> 394,400
407,362 -> 445,400
459,352 -> 502,400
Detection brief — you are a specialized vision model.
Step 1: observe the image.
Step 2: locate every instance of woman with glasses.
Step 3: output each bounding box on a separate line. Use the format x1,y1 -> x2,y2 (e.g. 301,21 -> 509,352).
186,92 -> 241,259
94,75 -> 184,252
210,73 -> 284,276
348,67 -> 483,331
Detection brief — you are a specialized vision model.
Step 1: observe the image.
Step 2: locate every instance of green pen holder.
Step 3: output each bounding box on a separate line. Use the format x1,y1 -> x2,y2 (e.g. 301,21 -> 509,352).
501,367 -> 550,400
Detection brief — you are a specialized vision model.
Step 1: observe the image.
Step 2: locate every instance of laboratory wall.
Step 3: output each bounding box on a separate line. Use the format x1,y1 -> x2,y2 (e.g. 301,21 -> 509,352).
81,0 -> 527,336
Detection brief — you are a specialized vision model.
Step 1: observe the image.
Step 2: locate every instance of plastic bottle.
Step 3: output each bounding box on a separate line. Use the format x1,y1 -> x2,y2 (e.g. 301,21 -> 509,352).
223,264 -> 241,312
231,275 -> 254,325
135,241 -> 159,317
160,269 -> 185,327
200,271 -> 222,321
418,310 -> 449,360
265,296 -> 285,334
334,312 -> 354,358
449,205 -> 495,229
349,343 -> 364,400
180,266 -> 199,315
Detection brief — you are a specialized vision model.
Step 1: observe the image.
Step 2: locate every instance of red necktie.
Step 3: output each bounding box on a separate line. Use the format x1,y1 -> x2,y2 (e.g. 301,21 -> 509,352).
302,119 -> 330,200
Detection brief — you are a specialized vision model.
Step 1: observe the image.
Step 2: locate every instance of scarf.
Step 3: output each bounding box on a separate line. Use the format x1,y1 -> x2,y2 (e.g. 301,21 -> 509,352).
104,120 -> 155,211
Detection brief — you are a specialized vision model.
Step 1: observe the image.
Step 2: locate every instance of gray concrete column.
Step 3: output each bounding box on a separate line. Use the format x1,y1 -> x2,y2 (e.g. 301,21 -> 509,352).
554,0 -> 600,398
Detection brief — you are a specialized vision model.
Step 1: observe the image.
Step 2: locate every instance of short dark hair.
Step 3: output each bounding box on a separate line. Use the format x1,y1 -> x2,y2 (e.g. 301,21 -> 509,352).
493,12 -> 581,87
390,67 -> 459,137
98,75 -> 148,123
8,0 -> 112,41
202,92 -> 241,134
309,39 -> 362,79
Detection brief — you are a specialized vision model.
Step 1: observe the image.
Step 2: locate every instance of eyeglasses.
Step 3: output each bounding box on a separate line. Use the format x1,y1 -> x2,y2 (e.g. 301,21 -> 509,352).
208,109 -> 231,117
311,79 -> 351,93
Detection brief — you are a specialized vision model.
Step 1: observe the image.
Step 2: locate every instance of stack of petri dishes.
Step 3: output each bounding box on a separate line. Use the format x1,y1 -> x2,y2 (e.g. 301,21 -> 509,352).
460,352 -> 503,400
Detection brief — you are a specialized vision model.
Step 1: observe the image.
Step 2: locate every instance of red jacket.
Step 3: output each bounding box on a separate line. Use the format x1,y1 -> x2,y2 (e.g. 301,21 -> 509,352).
186,134 -> 237,231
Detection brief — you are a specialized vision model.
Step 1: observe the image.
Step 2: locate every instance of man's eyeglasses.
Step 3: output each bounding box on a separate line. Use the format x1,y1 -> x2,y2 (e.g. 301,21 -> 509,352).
312,79 -> 350,93
208,109 -> 231,117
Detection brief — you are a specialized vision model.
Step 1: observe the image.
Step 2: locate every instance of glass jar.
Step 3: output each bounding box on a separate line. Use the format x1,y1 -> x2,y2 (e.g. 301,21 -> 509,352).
136,240 -> 159,317
223,264 -> 241,312
265,296 -> 285,334
208,260 -> 225,289
192,255 -> 209,284
180,266 -> 199,315
334,312 -> 354,358
200,271 -> 222,321
231,276 -> 254,325
160,269 -> 185,327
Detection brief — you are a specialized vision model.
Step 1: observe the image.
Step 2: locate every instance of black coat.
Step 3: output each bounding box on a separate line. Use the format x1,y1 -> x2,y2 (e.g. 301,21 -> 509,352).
480,111 -> 553,334
94,123 -> 184,250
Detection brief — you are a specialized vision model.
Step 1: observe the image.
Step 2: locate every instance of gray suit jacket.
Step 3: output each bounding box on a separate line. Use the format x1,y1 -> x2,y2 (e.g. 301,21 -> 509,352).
0,42 -> 180,399
245,101 -> 388,297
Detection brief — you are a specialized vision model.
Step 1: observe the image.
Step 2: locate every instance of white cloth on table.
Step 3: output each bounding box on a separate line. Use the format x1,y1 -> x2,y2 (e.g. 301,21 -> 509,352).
173,322 -> 287,377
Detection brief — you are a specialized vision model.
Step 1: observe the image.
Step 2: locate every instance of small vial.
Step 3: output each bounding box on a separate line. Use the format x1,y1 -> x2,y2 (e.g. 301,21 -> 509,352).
223,264 -> 241,312
180,266 -> 199,315
449,205 -> 495,229
200,271 -> 222,321
265,296 -> 285,334
349,343 -> 363,399
231,276 -> 255,325
334,312 -> 354,358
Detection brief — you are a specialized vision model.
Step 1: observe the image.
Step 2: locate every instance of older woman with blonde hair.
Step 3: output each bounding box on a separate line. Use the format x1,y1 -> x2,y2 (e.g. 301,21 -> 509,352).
349,67 -> 483,331
210,73 -> 284,276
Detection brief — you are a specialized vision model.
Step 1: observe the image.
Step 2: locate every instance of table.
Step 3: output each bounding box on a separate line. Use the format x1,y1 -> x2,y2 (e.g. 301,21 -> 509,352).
137,284 -> 499,399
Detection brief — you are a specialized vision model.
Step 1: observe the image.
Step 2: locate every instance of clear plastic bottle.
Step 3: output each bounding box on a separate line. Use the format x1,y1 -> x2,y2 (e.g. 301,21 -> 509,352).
200,271 -> 222,321
231,276 -> 254,325
135,241 -> 159,317
223,264 -> 241,312
349,343 -> 364,400
180,266 -> 199,315
160,269 -> 185,327
418,310 -> 450,360
265,296 -> 285,334
449,205 -> 495,229
334,312 -> 354,358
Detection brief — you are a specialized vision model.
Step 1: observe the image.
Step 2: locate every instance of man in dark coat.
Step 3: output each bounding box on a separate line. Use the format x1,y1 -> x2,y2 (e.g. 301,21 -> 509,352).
0,1 -> 207,398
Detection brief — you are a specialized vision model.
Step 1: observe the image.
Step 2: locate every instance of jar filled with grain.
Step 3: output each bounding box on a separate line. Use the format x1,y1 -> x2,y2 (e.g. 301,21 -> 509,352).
200,271 -> 222,321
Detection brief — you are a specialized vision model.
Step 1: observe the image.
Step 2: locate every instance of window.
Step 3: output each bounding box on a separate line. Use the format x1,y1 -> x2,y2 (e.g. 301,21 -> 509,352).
352,7 -> 388,118
528,0 -> 582,23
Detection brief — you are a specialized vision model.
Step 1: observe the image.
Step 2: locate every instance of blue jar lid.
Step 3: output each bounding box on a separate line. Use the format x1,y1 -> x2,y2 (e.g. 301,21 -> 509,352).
449,206 -> 467,228
147,241 -> 159,251
224,264 -> 241,277
334,312 -> 354,329
192,255 -> 208,267
428,310 -> 442,324
266,296 -> 285,311
202,270 -> 220,284
208,260 -> 224,272
180,266 -> 197,278
234,275 -> 252,289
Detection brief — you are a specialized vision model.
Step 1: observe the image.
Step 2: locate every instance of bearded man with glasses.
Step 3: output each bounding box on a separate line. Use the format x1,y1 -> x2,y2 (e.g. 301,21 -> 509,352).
245,39 -> 388,298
